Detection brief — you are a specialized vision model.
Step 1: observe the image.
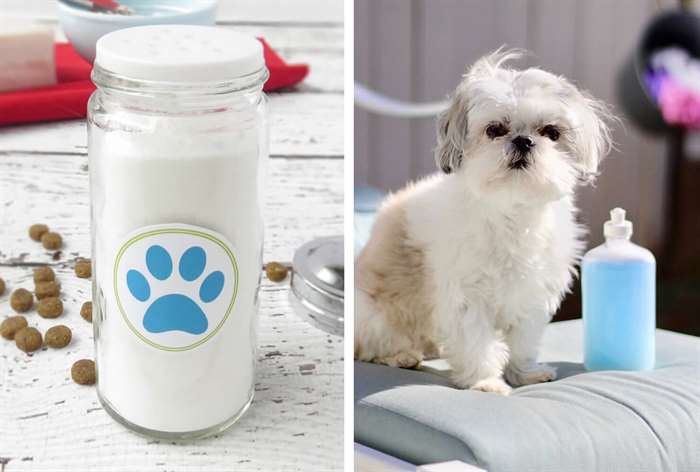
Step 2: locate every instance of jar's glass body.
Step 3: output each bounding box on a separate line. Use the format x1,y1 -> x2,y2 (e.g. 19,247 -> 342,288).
88,66 -> 268,439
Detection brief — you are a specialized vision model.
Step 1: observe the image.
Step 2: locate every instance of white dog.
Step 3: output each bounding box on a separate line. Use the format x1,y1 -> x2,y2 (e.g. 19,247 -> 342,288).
354,50 -> 614,395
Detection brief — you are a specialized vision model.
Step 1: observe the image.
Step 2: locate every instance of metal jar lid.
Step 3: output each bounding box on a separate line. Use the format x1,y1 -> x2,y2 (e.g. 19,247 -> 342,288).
289,235 -> 344,337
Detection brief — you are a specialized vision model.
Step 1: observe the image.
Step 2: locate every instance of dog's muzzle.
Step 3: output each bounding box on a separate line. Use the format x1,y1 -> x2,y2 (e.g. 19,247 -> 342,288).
509,135 -> 535,169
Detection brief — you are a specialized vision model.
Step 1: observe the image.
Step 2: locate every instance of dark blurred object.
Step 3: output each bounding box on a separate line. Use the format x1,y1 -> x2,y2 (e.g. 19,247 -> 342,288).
618,55 -> 666,133
615,5 -> 700,274
574,3 -> 700,336
617,9 -> 700,133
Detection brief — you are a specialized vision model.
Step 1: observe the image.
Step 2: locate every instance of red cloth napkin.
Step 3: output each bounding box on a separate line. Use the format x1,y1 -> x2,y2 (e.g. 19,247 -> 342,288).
0,39 -> 308,127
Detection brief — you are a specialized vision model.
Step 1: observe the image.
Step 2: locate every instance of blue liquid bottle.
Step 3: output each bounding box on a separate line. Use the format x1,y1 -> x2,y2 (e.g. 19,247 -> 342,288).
582,208 -> 656,371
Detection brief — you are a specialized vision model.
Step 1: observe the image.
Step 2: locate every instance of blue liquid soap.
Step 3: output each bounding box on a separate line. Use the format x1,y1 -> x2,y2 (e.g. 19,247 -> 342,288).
582,208 -> 656,371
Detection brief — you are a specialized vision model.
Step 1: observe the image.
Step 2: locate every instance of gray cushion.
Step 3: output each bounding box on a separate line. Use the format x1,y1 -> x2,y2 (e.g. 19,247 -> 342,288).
355,320 -> 700,472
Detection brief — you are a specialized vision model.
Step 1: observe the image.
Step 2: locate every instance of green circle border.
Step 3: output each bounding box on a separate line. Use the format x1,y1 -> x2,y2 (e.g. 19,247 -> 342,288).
113,228 -> 239,352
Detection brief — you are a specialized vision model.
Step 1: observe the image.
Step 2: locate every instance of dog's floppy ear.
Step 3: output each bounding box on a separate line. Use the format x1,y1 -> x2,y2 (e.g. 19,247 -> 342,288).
435,47 -> 524,174
563,84 -> 616,183
434,93 -> 467,174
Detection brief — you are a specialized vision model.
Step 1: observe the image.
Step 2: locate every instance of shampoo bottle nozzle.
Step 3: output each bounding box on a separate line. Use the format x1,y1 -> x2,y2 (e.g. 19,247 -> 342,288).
604,207 -> 633,240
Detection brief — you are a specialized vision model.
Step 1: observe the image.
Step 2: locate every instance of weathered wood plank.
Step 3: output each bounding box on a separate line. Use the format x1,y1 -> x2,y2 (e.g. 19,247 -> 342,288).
0,263 -> 343,471
0,0 -> 343,24
0,154 -> 342,265
237,25 -> 343,52
282,50 -> 343,94
0,93 -> 343,157
220,24 -> 345,94
217,0 -> 343,24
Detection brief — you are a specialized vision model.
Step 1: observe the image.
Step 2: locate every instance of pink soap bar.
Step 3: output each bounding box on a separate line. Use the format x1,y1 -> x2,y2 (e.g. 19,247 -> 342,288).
0,22 -> 57,93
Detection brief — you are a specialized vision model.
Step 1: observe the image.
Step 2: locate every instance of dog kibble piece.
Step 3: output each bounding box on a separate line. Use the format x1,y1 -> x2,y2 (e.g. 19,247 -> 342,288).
41,232 -> 62,250
10,288 -> 33,312
80,301 -> 92,322
74,258 -> 91,278
35,281 -> 60,300
265,262 -> 288,282
15,327 -> 42,353
29,223 -> 49,241
0,277 -> 5,295
45,325 -> 72,348
33,266 -> 55,283
37,297 -> 63,318
0,316 -> 28,340
71,359 -> 96,385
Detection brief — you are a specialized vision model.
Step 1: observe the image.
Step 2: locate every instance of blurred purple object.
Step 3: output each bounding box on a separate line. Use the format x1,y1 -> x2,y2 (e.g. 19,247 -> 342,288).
644,69 -> 667,100
646,47 -> 700,129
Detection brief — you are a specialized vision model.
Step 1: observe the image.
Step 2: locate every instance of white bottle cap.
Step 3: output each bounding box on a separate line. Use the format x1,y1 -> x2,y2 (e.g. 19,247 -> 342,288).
604,207 -> 633,239
95,25 -> 264,82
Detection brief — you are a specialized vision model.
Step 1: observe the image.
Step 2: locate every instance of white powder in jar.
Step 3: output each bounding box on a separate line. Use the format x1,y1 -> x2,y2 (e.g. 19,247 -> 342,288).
90,115 -> 265,433
88,25 -> 268,436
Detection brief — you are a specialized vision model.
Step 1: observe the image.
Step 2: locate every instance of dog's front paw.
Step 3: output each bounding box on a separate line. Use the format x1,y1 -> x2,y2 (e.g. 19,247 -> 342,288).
505,362 -> 557,387
470,377 -> 512,396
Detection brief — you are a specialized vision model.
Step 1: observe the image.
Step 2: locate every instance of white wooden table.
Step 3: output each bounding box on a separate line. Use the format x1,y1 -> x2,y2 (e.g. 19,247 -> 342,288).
0,2 -> 344,471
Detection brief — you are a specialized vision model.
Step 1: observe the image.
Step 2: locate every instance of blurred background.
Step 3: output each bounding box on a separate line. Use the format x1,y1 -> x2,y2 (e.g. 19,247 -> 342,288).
355,0 -> 700,335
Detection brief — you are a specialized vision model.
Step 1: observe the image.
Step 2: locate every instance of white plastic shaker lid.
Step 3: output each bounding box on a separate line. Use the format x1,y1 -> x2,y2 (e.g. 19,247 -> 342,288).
604,207 -> 633,239
95,25 -> 264,82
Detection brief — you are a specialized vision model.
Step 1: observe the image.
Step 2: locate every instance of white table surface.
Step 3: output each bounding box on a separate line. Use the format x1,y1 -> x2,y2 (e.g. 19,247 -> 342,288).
0,1 -> 344,471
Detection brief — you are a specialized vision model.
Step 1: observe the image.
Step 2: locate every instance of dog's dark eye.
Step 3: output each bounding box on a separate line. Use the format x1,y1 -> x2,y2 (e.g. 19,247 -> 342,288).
486,123 -> 508,139
540,125 -> 560,141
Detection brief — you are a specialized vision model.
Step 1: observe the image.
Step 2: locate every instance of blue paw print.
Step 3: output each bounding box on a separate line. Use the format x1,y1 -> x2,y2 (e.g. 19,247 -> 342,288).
126,245 -> 225,335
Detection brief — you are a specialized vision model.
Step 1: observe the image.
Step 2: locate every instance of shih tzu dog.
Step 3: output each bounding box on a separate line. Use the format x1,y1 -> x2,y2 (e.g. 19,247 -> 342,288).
354,49 -> 615,395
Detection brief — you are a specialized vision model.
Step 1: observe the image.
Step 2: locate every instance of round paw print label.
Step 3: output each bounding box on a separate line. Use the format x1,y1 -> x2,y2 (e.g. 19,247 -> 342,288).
113,224 -> 239,351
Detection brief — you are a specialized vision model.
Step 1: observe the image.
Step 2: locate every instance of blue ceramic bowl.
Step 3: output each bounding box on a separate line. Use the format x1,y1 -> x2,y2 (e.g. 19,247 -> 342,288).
57,0 -> 218,63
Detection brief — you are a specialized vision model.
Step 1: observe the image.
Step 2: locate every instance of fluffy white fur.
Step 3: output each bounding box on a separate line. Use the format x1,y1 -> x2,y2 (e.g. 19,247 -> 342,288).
354,49 -> 615,395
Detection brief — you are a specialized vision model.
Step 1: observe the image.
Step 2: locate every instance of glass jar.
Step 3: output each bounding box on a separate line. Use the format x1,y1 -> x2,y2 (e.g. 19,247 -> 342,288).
87,25 -> 268,439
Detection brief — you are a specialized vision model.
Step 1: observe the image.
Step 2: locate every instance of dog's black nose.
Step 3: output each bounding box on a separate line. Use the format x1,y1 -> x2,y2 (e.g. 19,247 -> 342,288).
512,135 -> 535,154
